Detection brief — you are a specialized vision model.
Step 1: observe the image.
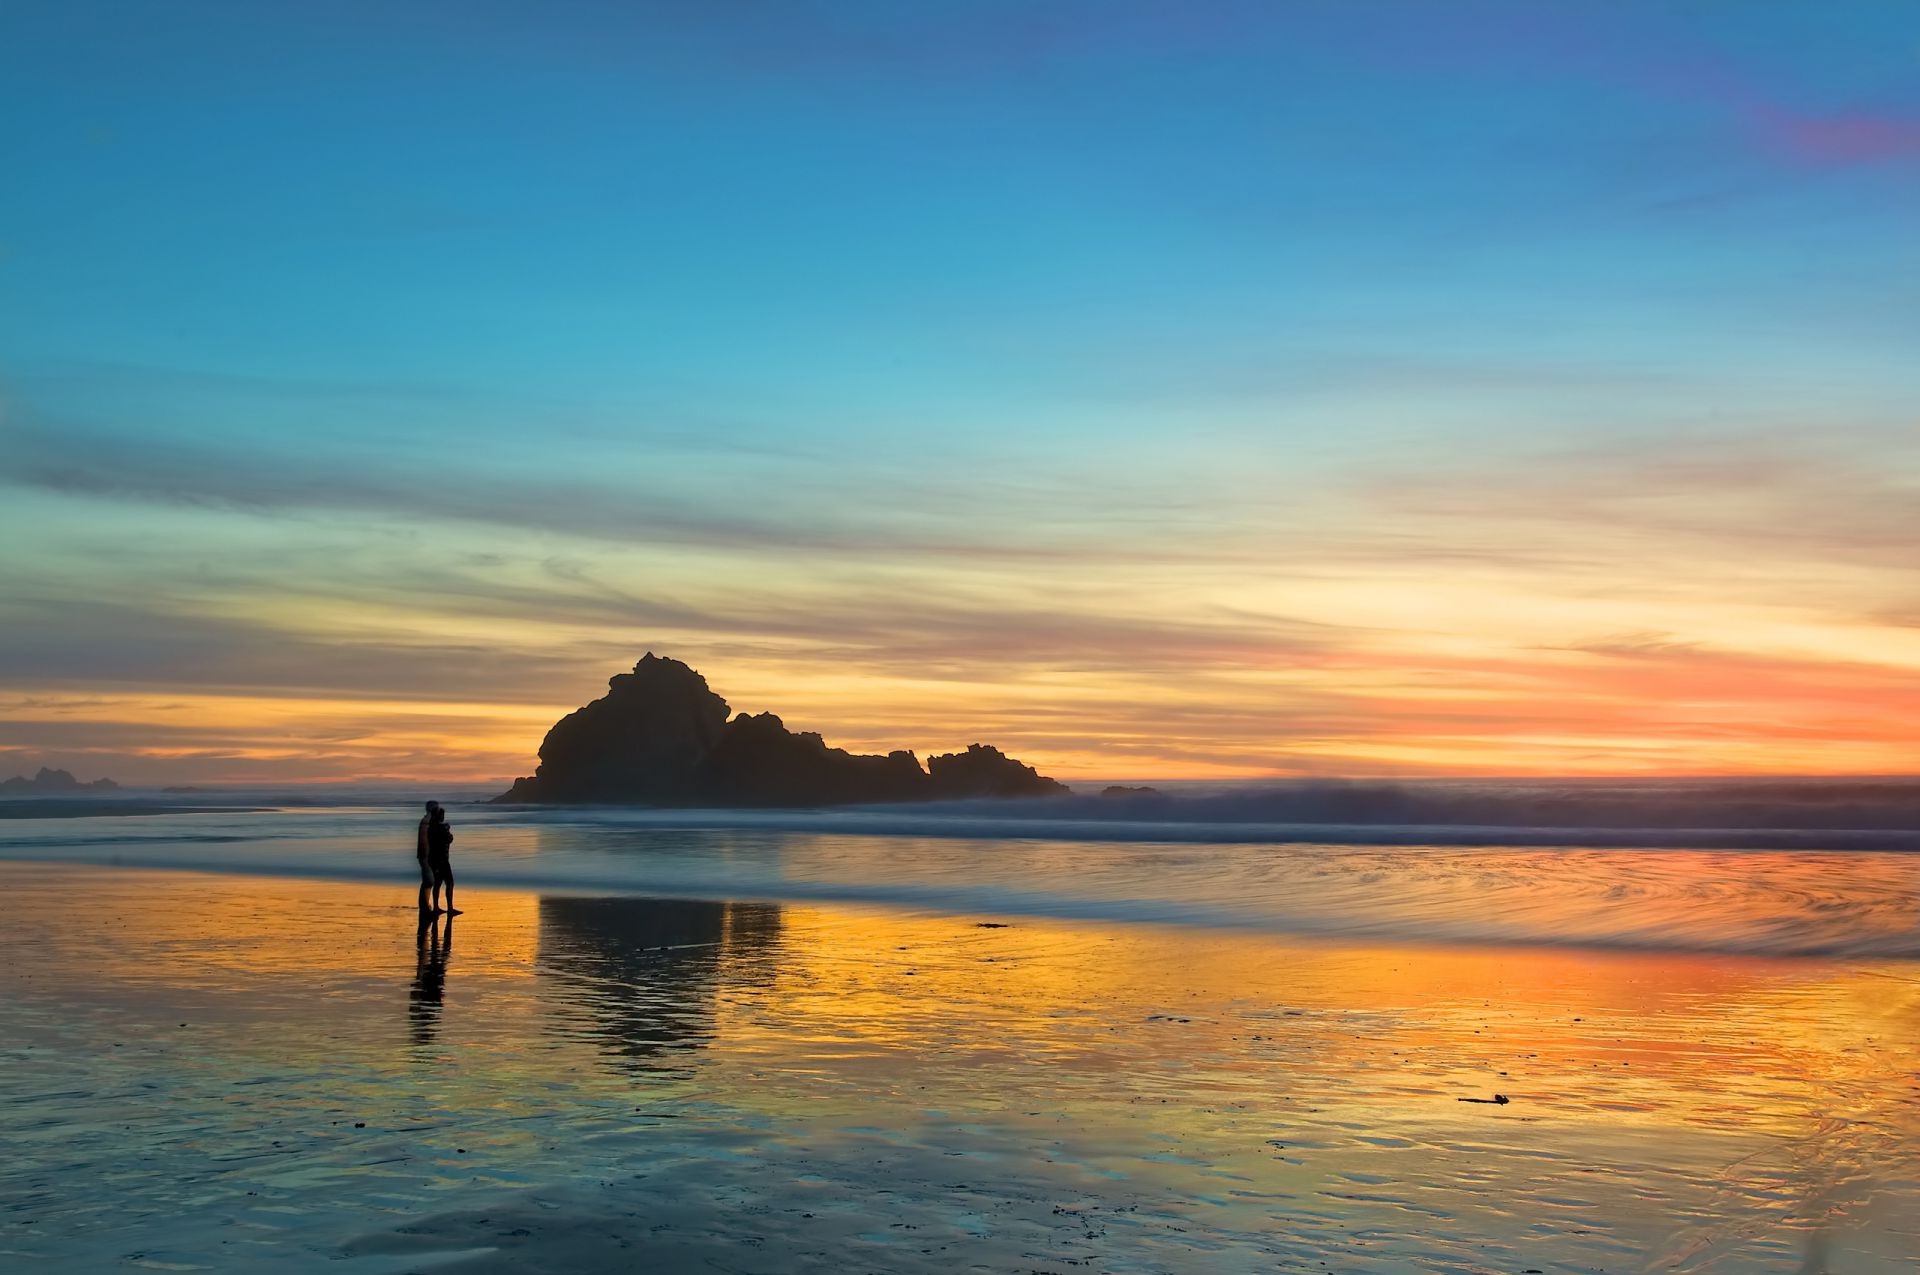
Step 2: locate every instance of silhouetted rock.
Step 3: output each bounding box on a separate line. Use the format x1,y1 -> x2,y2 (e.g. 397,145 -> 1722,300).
695,712 -> 930,807
497,653 -> 730,803
1101,785 -> 1163,799
928,744 -> 1069,800
495,654 -> 1067,806
0,767 -> 120,795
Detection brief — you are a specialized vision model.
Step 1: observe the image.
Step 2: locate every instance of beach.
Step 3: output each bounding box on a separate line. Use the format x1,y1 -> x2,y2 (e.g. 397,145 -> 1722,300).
10,3 -> 1918,1270
4,846 -> 1917,1272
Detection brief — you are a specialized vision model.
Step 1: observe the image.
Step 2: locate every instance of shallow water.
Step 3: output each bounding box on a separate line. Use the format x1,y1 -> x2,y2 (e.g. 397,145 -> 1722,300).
4,802 -> 1920,957
2,863 -> 1918,1272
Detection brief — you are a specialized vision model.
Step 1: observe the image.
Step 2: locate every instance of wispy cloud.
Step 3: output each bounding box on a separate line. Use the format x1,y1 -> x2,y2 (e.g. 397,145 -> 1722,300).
1361,425 -> 1920,572
1,420 -> 1236,564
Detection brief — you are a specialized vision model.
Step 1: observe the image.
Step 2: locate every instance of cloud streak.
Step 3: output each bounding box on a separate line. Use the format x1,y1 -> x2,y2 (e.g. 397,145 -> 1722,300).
1,421 -> 1239,564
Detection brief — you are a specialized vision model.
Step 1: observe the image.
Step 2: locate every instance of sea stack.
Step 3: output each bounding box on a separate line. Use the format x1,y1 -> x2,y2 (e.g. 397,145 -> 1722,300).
495,654 -> 1068,806
0,768 -> 121,795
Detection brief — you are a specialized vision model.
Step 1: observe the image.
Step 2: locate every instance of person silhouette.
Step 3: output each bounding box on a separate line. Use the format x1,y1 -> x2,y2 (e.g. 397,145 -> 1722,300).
423,801 -> 460,916
415,800 -> 441,912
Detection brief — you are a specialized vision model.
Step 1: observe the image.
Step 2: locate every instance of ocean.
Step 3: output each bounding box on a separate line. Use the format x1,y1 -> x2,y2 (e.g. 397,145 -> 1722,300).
6,777 -> 1919,958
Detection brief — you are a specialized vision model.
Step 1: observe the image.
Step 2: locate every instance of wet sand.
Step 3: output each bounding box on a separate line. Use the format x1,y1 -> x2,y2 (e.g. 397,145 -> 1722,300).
2,863 -> 1917,1272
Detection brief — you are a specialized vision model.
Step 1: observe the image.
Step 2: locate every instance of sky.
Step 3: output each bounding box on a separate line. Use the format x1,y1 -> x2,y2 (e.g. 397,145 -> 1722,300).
2,1 -> 1917,785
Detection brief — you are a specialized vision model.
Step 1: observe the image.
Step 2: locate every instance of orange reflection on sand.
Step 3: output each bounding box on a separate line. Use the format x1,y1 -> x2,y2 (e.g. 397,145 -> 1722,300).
8,866 -> 1918,1271
20,864 -> 1920,1149
83,875 -> 544,988
704,906 -> 1920,1148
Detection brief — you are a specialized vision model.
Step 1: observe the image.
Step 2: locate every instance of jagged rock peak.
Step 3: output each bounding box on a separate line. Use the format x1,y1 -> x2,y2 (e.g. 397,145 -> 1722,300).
494,653 -> 731,805
927,744 -> 1069,800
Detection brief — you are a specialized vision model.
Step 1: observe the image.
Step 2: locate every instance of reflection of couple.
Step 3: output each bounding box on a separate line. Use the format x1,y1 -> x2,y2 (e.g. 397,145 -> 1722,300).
410,908 -> 453,1046
415,800 -> 460,915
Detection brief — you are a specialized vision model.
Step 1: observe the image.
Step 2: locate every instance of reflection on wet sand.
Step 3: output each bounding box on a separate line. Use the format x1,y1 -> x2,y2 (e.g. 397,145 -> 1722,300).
2,865 -> 1916,1273
536,896 -> 781,1069
409,910 -> 452,1047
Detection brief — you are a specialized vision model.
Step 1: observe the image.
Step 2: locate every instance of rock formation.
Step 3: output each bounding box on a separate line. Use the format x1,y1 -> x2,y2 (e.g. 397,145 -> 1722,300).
927,744 -> 1060,799
495,654 -> 1068,806
0,767 -> 120,795
497,653 -> 730,803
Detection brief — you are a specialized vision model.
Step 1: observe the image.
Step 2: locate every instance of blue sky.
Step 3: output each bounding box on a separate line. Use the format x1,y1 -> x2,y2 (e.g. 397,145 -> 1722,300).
2,2 -> 1917,781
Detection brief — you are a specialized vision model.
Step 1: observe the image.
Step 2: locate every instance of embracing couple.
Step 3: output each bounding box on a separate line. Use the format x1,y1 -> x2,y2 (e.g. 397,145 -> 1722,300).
416,800 -> 461,915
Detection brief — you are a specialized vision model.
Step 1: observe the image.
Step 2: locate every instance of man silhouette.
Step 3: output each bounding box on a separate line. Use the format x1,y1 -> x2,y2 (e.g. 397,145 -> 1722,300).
415,801 -> 438,912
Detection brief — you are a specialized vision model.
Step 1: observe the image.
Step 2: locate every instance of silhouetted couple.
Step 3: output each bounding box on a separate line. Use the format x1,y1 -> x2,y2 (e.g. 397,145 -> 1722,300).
416,800 -> 460,915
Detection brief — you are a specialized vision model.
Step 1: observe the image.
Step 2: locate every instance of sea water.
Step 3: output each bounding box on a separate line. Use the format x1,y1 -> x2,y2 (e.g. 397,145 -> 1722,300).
5,778 -> 1918,958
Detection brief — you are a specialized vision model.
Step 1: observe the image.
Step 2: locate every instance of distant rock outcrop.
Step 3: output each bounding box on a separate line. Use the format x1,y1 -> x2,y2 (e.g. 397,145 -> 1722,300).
496,654 -> 1068,807
0,767 -> 120,795
928,744 -> 1061,800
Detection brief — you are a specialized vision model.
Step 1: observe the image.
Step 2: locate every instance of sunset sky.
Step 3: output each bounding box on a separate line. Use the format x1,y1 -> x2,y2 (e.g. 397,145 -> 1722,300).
2,2 -> 1917,784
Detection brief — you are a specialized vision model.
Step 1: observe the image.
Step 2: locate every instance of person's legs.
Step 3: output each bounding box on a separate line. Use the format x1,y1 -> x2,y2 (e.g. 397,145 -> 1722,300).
418,855 -> 435,911
432,854 -> 458,915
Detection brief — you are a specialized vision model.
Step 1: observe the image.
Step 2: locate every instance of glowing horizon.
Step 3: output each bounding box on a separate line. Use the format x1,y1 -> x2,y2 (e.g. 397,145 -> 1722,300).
3,3 -> 1917,786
